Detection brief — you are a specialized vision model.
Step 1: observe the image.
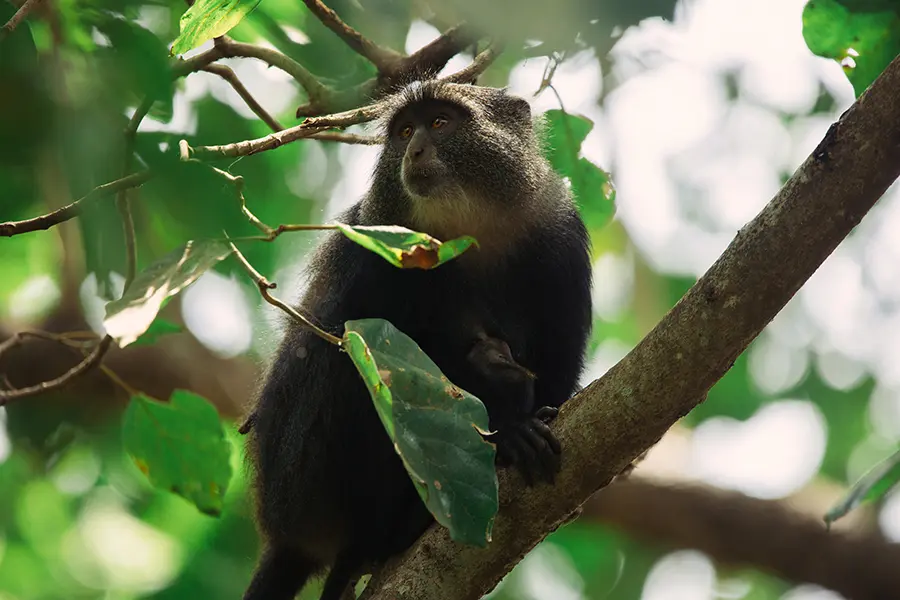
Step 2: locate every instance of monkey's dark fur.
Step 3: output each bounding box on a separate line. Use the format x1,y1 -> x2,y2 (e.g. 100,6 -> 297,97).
244,80 -> 593,600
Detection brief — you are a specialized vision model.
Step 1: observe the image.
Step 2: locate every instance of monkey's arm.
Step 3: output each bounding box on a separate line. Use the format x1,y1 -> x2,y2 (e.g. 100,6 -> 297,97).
466,336 -> 562,485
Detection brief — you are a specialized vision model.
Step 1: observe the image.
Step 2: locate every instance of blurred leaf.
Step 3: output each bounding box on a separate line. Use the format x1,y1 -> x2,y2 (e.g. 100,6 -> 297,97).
97,17 -> 174,114
335,224 -> 478,269
826,445 -> 900,525
104,240 -> 233,347
802,0 -> 900,96
133,318 -> 184,346
806,374 -> 873,481
542,109 -> 616,231
172,0 -> 262,55
123,390 -> 232,516
343,318 -> 498,547
0,2 -> 54,168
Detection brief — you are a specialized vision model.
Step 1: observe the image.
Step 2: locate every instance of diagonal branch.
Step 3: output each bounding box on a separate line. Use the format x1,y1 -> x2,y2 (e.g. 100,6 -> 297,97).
0,170 -> 152,237
358,54 -> 900,600
0,0 -> 42,39
589,478 -> 900,599
202,64 -> 285,132
301,0 -> 403,72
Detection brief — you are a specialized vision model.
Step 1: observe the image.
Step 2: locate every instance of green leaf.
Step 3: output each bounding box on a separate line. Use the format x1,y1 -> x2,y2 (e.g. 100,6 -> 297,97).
172,0 -> 262,55
104,240 -> 233,347
335,224 -> 477,269
123,391 -> 232,516
825,445 -> 900,526
542,110 -> 616,231
97,18 -> 174,106
132,318 -> 184,347
343,318 -> 498,547
803,0 -> 900,96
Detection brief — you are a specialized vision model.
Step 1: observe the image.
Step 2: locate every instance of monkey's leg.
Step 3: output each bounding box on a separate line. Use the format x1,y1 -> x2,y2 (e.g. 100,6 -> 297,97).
319,548 -> 366,600
244,545 -> 316,600
467,337 -> 562,485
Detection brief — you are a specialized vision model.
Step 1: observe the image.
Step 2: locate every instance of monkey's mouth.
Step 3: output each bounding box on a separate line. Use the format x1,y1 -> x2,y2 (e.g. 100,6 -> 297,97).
402,167 -> 444,198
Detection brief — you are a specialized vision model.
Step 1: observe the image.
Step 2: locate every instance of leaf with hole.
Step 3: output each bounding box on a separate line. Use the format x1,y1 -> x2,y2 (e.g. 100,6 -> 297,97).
172,0 -> 262,56
123,390 -> 232,516
343,318 -> 498,546
803,0 -> 900,96
825,445 -> 900,526
542,109 -> 616,231
335,224 -> 477,269
104,240 -> 233,347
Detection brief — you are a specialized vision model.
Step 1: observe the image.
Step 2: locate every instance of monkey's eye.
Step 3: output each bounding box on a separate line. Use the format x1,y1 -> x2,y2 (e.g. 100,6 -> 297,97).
431,116 -> 448,130
399,125 -> 413,139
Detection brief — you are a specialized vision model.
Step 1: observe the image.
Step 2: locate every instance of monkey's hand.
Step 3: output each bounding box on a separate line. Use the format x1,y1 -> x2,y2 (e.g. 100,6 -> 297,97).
493,406 -> 562,486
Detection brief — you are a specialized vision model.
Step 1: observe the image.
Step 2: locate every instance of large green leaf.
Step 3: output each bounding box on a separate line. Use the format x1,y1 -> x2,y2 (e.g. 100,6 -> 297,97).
104,240 -> 233,347
172,0 -> 262,55
335,224 -> 477,269
97,17 -> 174,110
541,109 -> 616,231
826,445 -> 900,526
343,318 -> 498,547
123,390 -> 232,516
803,0 -> 900,96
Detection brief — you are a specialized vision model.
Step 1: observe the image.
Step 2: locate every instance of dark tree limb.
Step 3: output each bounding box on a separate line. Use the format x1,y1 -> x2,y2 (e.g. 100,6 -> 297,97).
202,64 -> 285,132
358,54 -> 900,600
589,478 -> 900,600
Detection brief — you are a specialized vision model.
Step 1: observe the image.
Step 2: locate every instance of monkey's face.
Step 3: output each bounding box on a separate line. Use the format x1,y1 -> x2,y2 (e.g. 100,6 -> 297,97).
390,100 -> 467,200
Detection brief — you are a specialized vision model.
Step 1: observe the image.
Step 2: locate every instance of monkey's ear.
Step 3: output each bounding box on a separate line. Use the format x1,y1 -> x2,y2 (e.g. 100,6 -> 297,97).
505,94 -> 532,122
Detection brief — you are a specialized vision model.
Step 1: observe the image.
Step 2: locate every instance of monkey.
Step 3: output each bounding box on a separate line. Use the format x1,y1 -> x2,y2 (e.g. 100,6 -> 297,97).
243,80 -> 593,600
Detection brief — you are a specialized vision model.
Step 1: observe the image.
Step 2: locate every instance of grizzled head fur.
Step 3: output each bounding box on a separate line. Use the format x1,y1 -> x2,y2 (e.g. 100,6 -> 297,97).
360,80 -> 564,246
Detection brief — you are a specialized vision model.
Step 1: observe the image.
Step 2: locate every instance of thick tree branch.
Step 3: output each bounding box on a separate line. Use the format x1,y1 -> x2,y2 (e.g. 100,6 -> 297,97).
358,55 -> 900,600
0,0 -> 42,38
589,478 -> 900,599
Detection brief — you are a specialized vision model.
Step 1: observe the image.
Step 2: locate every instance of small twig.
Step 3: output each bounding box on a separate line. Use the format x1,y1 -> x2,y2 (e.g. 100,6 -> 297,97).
301,0 -> 402,72
0,170 -> 153,237
442,44 -> 501,84
98,364 -> 140,397
202,64 -> 284,132
116,97 -> 154,288
0,336 -> 113,405
0,330 -> 95,359
1,0 -> 42,39
228,241 -> 342,346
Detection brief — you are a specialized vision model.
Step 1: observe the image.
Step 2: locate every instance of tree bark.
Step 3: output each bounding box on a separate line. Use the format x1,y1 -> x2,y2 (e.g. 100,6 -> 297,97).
358,54 -> 900,600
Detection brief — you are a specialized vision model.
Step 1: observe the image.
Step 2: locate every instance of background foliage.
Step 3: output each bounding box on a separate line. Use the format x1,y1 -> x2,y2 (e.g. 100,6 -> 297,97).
1,0 -> 899,598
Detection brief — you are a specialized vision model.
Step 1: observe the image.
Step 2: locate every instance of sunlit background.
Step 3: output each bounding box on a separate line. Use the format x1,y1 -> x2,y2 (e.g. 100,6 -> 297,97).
2,0 -> 898,597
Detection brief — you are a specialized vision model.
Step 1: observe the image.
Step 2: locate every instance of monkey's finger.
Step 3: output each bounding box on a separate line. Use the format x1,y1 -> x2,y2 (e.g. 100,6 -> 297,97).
509,433 -> 538,487
530,418 -> 562,455
535,406 -> 558,423
521,422 -> 559,483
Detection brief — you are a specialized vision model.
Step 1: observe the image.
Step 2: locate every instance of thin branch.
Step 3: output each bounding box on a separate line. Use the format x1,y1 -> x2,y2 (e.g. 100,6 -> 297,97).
227,241 -> 342,346
358,54 -> 900,600
187,102 -> 385,159
0,170 -> 153,237
301,0 -> 402,72
116,97 -> 154,289
1,0 -> 42,39
214,36 -> 332,107
201,64 -> 284,132
441,44 -> 501,84
0,335 -> 113,404
308,131 -> 381,145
